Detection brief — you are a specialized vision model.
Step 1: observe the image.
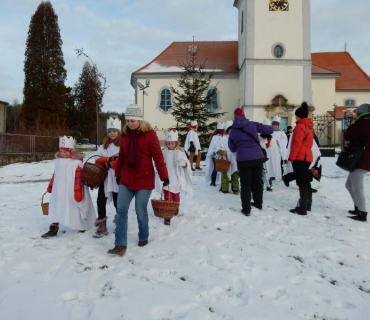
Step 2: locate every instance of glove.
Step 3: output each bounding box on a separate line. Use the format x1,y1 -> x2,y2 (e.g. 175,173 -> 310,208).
283,160 -> 288,164
161,178 -> 170,187
176,159 -> 186,167
74,189 -> 83,202
95,157 -> 108,166
188,141 -> 196,152
116,177 -> 120,185
310,168 -> 319,178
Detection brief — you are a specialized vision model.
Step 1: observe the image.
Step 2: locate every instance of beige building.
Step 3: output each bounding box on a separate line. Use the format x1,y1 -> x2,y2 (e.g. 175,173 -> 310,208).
0,100 -> 7,133
131,0 -> 370,142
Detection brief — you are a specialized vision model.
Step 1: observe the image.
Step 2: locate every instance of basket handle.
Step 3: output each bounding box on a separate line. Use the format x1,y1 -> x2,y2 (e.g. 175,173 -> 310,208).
85,154 -> 104,163
41,191 -> 48,205
160,185 -> 172,201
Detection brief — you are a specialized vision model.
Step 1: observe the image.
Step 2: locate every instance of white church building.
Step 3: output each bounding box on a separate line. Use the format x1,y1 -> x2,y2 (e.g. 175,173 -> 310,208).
130,0 -> 370,142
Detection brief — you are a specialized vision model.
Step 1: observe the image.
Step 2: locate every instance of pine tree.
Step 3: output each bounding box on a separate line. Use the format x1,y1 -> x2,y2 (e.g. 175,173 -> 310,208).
21,1 -> 67,132
170,44 -> 226,146
73,60 -> 105,141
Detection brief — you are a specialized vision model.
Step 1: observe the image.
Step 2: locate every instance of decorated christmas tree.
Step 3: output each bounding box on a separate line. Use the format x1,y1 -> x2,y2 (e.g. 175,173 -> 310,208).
170,43 -> 226,146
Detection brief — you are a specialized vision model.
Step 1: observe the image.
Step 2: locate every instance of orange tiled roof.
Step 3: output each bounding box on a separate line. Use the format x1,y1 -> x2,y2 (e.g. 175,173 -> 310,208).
133,42 -> 370,91
312,52 -> 370,90
311,64 -> 339,75
328,106 -> 357,119
133,41 -> 239,74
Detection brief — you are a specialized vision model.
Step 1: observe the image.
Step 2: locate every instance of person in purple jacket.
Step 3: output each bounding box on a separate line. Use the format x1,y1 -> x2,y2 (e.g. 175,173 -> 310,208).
228,108 -> 274,216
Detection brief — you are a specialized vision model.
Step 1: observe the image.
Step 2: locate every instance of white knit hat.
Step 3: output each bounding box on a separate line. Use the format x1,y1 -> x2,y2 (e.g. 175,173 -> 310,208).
165,129 -> 178,142
107,117 -> 122,133
190,120 -> 198,126
125,104 -> 143,121
216,122 -> 224,130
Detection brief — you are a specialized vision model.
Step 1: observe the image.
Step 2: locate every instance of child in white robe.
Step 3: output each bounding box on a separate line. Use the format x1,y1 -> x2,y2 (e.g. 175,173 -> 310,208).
216,120 -> 239,194
41,136 -> 96,239
155,129 -> 193,225
184,120 -> 201,171
205,122 -> 224,186
93,117 -> 121,238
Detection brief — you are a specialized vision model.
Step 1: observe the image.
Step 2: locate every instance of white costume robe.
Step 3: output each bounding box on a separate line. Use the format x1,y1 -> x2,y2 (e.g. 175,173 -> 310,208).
97,143 -> 120,203
184,129 -> 201,156
48,158 -> 96,230
155,147 -> 193,199
259,136 -> 271,187
283,132 -> 321,174
205,134 -> 223,184
215,135 -> 238,179
265,131 -> 287,180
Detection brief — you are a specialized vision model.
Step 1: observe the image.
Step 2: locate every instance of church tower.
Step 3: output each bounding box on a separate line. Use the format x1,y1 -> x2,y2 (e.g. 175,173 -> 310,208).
234,0 -> 312,125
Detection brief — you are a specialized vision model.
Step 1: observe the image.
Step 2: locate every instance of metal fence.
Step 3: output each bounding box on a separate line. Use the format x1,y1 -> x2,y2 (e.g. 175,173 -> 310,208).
0,133 -> 59,154
312,112 -> 336,157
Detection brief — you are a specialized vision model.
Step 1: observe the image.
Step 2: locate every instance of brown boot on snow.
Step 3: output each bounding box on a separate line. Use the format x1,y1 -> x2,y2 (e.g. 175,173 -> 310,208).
41,224 -> 59,239
107,245 -> 127,257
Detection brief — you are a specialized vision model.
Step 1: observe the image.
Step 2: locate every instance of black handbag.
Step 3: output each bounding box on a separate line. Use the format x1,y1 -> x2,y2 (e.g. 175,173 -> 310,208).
336,145 -> 368,172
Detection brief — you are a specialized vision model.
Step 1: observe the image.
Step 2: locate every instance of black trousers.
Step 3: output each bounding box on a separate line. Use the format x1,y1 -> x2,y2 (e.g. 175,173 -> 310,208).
237,159 -> 264,213
97,184 -> 118,220
292,160 -> 312,209
211,158 -> 217,185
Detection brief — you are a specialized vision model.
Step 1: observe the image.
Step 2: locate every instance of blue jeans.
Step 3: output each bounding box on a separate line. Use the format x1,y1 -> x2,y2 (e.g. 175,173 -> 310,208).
115,184 -> 152,246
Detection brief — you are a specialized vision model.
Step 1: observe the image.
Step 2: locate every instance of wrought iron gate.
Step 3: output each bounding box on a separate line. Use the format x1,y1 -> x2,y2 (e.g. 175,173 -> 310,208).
312,112 -> 336,157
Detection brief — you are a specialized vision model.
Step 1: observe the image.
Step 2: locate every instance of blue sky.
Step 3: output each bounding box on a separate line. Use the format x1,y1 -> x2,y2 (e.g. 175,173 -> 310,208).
1,0 -> 369,112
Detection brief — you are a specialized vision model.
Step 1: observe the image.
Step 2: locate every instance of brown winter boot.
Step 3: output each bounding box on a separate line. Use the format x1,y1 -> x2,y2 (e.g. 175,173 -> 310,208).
138,240 -> 148,247
41,224 -> 59,239
107,245 -> 127,257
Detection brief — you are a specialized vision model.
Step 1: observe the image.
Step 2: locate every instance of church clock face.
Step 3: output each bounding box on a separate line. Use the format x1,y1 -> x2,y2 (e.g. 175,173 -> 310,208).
269,0 -> 289,11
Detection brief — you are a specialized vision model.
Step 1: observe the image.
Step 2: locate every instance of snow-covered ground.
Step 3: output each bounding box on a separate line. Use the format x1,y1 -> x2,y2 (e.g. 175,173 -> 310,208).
0,157 -> 369,320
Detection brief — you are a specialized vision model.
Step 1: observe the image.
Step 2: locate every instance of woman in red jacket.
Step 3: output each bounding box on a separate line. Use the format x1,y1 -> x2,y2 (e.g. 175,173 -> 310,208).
345,104 -> 370,222
107,104 -> 169,257
288,102 -> 314,216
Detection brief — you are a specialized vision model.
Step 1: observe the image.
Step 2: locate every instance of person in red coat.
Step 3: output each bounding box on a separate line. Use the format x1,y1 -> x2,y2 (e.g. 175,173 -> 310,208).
344,104 -> 370,222
288,102 -> 314,215
107,104 -> 169,257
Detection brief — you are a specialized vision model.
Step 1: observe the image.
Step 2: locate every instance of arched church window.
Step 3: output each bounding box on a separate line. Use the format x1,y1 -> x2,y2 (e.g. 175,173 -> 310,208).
241,11 -> 244,34
205,88 -> 219,113
344,99 -> 356,106
159,88 -> 172,113
272,44 -> 285,58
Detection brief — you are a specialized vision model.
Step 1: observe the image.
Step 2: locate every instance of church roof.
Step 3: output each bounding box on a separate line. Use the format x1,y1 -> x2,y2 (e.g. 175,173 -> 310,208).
311,64 -> 339,75
133,42 -> 370,91
328,106 -> 357,120
133,41 -> 238,74
312,52 -> 370,91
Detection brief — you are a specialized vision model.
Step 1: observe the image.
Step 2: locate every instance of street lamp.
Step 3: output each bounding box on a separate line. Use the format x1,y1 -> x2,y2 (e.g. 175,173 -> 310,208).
137,79 -> 150,119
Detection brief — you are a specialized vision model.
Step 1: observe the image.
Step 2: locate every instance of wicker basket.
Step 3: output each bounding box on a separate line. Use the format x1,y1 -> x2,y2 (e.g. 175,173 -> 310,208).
81,155 -> 108,189
215,158 -> 231,173
151,187 -> 179,220
41,191 -> 49,215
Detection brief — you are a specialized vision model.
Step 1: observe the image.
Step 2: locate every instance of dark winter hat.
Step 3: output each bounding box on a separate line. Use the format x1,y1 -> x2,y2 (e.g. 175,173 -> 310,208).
295,102 -> 309,118
355,103 -> 370,115
234,108 -> 245,118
